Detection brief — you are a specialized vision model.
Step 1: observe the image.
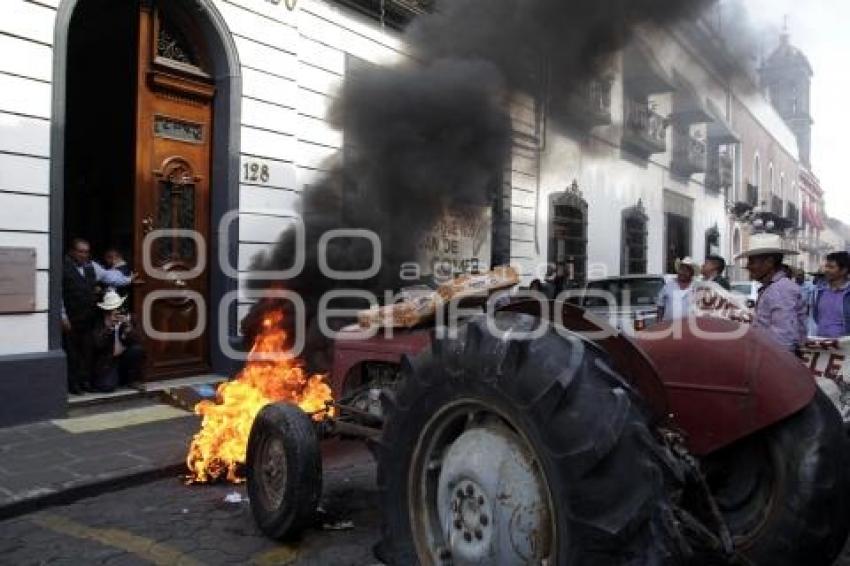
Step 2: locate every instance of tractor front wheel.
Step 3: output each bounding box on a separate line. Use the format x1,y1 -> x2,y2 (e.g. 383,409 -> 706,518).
246,403 -> 322,540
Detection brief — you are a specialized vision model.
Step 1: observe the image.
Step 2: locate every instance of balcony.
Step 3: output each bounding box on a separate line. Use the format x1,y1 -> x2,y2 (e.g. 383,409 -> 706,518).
672,130 -> 707,177
555,78 -> 612,129
706,149 -> 734,193
622,99 -> 667,157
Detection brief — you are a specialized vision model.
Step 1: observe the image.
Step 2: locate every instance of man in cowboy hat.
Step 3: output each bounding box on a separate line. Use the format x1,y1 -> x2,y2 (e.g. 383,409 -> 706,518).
736,233 -> 806,352
90,290 -> 145,392
657,257 -> 699,321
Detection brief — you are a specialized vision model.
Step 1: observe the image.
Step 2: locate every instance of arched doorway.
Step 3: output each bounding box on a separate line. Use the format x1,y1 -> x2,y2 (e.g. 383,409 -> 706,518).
548,181 -> 588,289
52,0 -> 241,383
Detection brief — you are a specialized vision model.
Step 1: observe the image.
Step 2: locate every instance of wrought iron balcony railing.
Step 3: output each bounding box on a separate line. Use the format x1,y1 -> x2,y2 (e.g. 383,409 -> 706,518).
672,130 -> 707,177
706,150 -> 733,193
553,78 -> 613,129
622,98 -> 667,156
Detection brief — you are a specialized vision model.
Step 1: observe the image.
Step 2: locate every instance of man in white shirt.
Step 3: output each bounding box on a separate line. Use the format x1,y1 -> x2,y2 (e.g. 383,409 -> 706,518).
657,257 -> 698,321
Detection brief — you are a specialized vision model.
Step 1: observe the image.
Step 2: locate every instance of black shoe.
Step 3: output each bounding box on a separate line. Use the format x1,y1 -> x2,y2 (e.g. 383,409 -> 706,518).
80,381 -> 94,393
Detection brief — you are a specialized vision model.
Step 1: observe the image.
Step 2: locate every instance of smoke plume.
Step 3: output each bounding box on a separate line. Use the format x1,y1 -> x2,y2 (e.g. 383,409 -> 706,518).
245,0 -> 714,369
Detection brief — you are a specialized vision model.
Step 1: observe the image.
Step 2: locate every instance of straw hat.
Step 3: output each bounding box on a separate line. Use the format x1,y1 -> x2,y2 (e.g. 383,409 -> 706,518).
97,289 -> 126,311
674,257 -> 700,273
735,232 -> 799,259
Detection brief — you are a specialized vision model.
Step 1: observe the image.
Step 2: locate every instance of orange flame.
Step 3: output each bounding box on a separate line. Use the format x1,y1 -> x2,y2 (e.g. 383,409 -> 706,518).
186,309 -> 332,483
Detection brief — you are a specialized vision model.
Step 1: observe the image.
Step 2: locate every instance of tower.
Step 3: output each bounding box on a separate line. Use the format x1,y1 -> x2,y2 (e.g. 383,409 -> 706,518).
760,27 -> 814,167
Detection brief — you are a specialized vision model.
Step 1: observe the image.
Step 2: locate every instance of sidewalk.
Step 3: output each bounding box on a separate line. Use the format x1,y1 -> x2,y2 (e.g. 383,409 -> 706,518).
0,397 -> 200,520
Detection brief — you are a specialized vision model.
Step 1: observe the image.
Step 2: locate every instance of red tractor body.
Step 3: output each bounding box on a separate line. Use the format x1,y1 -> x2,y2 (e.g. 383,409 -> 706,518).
250,300 -> 848,565
330,304 -> 817,458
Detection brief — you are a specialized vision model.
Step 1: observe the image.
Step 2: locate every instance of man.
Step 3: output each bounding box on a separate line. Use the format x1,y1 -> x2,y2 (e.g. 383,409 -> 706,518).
736,233 -> 806,353
657,257 -> 698,321
62,238 -> 135,394
813,251 -> 850,338
701,254 -> 731,290
91,290 -> 145,392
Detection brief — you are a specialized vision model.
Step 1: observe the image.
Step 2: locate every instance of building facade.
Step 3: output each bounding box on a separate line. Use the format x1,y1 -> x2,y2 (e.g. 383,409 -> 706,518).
0,0 -> 416,424
508,18 -> 801,287
0,0 -> 815,425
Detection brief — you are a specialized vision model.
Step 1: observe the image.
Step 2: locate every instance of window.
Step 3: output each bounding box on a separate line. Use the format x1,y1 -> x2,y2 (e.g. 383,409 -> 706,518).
549,182 -> 588,288
705,225 -> 720,258
621,201 -> 648,275
152,6 -> 210,77
664,191 -> 693,274
753,153 -> 761,201
768,163 -> 775,197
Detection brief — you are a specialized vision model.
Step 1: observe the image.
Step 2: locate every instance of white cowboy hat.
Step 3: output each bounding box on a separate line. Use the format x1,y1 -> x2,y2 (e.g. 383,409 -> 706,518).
97,289 -> 126,311
674,256 -> 700,272
735,232 -> 799,259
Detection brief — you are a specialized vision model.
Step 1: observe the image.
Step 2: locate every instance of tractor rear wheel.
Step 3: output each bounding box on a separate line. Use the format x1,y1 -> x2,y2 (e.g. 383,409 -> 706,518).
376,312 -> 686,565
703,391 -> 850,565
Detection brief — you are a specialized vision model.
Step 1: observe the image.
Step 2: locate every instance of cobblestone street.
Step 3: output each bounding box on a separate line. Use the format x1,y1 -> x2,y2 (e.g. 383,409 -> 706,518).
3,435 -> 850,565
0,441 -> 380,566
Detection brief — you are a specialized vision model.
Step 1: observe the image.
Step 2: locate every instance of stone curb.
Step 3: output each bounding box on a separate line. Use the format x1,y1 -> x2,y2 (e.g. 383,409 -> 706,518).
0,461 -> 187,521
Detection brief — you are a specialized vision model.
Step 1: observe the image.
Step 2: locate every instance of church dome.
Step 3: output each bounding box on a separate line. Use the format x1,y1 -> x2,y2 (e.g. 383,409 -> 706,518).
764,33 -> 813,76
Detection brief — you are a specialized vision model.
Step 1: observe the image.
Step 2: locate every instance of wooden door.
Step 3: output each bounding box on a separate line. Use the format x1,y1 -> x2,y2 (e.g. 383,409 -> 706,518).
132,3 -> 214,380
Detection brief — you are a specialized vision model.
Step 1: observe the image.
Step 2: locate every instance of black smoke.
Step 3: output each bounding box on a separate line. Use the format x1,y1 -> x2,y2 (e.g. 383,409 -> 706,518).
244,0 -> 714,369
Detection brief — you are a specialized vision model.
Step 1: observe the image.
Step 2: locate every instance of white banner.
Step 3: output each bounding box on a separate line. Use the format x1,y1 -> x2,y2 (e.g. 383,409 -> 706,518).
800,337 -> 850,421
419,206 -> 492,277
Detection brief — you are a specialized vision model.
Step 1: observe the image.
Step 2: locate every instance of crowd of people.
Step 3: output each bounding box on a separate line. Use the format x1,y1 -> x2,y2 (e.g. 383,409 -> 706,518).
61,238 -> 145,395
658,232 -> 850,353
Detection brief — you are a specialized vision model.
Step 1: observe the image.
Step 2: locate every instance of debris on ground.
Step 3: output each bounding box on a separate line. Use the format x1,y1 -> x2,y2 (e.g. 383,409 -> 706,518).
224,491 -> 248,504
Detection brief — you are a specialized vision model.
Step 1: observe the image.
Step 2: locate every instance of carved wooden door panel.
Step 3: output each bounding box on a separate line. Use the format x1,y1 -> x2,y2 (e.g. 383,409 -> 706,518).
133,3 -> 214,380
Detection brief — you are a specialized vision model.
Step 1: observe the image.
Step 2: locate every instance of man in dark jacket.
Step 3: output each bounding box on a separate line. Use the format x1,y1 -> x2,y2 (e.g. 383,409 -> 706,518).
91,290 -> 145,392
701,254 -> 731,291
62,238 -> 134,393
813,251 -> 850,338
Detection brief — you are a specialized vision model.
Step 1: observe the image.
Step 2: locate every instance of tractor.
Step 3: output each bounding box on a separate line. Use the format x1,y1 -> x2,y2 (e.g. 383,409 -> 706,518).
245,287 -> 850,565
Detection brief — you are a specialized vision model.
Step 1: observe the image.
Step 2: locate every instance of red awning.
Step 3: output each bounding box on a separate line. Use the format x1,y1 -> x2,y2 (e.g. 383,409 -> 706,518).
803,203 -> 825,231
814,209 -> 826,231
803,203 -> 816,226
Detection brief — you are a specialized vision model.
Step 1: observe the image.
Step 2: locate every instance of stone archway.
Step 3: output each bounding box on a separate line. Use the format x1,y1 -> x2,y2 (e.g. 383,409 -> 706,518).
50,0 -> 241,377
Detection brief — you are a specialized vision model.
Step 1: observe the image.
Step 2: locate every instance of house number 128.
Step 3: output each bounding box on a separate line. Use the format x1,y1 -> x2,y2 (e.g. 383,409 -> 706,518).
243,161 -> 270,183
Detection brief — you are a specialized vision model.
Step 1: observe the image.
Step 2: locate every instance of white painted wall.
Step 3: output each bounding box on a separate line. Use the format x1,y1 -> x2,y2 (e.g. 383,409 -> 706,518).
215,0 -> 407,325
0,0 -> 53,354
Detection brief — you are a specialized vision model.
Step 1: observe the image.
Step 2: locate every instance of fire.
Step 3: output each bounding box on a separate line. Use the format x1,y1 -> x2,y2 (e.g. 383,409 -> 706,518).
186,309 -> 333,483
